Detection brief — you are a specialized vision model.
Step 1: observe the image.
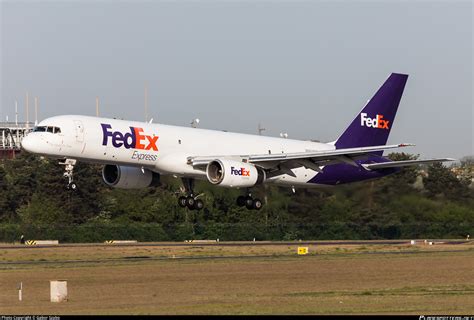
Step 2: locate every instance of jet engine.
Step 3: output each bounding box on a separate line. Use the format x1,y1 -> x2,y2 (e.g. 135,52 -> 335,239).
102,165 -> 160,189
206,159 -> 265,187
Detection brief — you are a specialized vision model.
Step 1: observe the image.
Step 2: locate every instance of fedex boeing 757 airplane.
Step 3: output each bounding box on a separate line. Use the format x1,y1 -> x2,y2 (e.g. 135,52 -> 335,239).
21,73 -> 453,210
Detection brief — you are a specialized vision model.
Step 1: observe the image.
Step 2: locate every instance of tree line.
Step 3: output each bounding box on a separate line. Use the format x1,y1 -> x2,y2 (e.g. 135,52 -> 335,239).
0,153 -> 472,242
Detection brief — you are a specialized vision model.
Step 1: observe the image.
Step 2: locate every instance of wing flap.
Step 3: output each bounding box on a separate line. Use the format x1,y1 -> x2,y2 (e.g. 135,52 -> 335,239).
248,143 -> 414,163
362,158 -> 455,170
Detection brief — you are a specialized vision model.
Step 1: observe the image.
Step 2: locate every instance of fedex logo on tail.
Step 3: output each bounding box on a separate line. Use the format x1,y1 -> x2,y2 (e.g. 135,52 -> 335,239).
231,166 -> 250,177
360,113 -> 390,130
101,124 -> 158,151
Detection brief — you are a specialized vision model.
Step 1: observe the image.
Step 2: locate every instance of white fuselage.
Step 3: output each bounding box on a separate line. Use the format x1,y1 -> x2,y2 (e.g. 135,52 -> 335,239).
22,115 -> 334,187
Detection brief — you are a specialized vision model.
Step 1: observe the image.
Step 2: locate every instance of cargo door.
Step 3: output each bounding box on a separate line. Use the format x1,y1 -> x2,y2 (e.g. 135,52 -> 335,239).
74,120 -> 84,142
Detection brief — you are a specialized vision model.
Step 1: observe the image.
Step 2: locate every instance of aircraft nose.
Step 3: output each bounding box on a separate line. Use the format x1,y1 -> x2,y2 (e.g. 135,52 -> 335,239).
21,135 -> 36,153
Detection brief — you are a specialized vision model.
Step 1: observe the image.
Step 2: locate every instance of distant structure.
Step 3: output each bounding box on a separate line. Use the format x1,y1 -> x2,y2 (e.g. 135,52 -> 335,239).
451,165 -> 474,188
0,122 -> 33,159
190,118 -> 200,128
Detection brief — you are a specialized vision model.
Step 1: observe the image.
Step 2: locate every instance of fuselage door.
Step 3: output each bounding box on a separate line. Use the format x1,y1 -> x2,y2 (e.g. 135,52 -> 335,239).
74,120 -> 84,142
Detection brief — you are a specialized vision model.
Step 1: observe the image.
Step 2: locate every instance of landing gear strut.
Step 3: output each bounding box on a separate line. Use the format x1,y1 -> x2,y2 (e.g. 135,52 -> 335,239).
60,159 -> 77,191
178,178 -> 204,210
237,191 -> 262,210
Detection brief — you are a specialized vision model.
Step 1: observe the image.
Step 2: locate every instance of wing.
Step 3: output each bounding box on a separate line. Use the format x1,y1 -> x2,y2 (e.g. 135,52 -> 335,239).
362,158 -> 456,170
188,143 -> 415,177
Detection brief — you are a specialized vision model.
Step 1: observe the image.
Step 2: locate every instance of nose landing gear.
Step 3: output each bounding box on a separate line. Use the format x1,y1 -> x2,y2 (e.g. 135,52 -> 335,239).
60,159 -> 77,191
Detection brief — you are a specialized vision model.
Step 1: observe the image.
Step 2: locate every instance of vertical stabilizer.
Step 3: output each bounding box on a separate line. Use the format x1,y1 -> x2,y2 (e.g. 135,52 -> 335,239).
334,73 -> 408,150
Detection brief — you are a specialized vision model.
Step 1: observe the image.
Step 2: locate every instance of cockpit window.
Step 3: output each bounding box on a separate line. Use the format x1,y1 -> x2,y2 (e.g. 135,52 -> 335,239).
33,126 -> 61,134
33,126 -> 46,132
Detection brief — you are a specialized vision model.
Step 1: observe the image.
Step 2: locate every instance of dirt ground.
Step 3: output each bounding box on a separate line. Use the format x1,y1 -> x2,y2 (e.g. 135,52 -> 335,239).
0,242 -> 473,315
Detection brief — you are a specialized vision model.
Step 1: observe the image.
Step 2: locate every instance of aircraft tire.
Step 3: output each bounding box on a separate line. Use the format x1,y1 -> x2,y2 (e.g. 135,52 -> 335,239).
245,196 -> 254,209
186,196 -> 196,209
236,196 -> 246,207
253,199 -> 263,210
245,200 -> 254,210
178,196 -> 187,208
195,199 -> 204,210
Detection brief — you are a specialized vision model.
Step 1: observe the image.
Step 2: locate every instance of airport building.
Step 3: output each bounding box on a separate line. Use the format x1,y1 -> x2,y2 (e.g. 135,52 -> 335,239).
0,122 -> 33,159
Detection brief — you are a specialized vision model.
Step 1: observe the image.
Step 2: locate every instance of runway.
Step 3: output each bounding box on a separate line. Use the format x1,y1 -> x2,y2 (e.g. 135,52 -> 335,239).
0,239 -> 470,267
0,239 -> 468,250
0,248 -> 468,267
1,240 -> 472,314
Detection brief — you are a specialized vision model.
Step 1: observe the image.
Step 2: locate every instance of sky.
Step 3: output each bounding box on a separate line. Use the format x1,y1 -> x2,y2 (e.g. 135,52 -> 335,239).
1,0 -> 472,159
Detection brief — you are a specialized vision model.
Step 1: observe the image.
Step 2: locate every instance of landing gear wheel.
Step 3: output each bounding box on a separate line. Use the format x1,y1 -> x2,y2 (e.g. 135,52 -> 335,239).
186,196 -> 196,209
245,196 -> 254,210
66,182 -> 77,191
238,192 -> 264,210
237,196 -> 246,207
195,199 -> 204,211
178,196 -> 187,208
253,198 -> 263,210
245,200 -> 254,210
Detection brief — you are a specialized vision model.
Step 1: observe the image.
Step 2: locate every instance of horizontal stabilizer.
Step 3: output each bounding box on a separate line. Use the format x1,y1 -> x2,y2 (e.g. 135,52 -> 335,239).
362,158 -> 456,170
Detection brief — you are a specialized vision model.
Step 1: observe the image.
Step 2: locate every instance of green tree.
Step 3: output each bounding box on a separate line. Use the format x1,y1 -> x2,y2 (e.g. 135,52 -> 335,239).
424,162 -> 470,200
0,165 -> 11,221
17,192 -> 72,226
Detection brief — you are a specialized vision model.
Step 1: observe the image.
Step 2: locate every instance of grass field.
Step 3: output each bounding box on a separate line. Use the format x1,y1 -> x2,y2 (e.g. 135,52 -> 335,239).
0,241 -> 473,315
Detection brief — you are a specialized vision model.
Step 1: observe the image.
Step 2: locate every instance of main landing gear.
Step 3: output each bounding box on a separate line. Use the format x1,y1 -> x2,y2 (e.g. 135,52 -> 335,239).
236,191 -> 263,210
177,180 -> 263,211
178,178 -> 204,210
60,159 -> 77,191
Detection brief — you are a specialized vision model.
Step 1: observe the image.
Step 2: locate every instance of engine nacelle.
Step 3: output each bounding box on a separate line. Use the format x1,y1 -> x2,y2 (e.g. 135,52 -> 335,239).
206,159 -> 265,187
102,165 -> 160,189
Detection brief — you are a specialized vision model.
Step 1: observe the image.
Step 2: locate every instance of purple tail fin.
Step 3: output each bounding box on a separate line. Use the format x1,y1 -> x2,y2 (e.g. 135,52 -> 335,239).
335,73 -> 408,150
